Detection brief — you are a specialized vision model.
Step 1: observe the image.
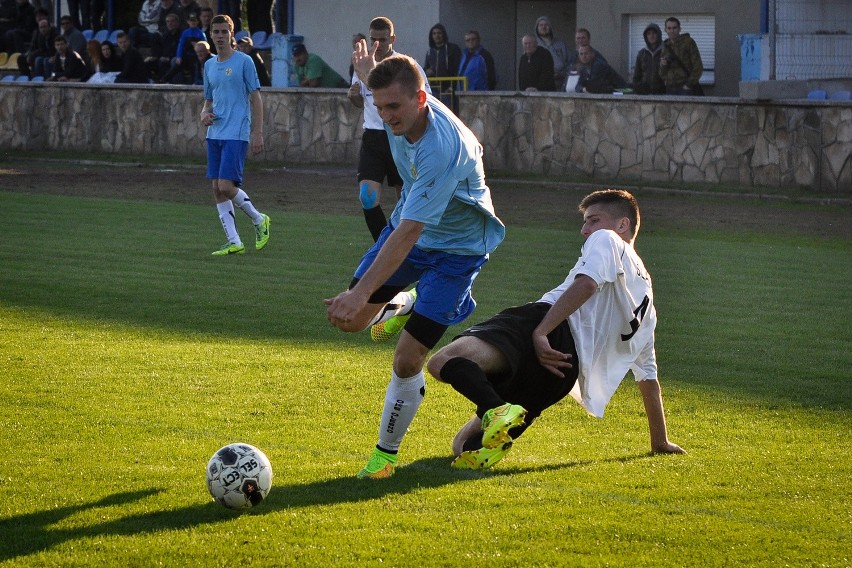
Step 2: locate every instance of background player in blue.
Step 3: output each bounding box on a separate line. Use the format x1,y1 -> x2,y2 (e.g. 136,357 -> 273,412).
427,190 -> 686,470
201,14 -> 271,256
325,53 -> 505,479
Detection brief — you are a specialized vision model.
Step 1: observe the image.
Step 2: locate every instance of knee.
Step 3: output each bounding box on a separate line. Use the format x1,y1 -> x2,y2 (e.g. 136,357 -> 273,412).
359,181 -> 379,209
426,349 -> 452,381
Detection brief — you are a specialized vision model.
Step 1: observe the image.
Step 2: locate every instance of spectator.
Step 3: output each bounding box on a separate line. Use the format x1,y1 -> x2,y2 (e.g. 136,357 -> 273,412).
65,0 -> 87,30
237,35 -> 269,87
199,6 -> 215,54
2,0 -> 36,55
535,16 -> 570,90
29,0 -> 51,22
573,44 -> 627,94
659,16 -> 704,96
155,0 -> 181,36
18,17 -> 57,78
176,0 -> 201,25
423,22 -> 461,100
192,39 -> 211,84
99,40 -> 122,71
246,0 -> 273,35
130,0 -> 161,49
564,28 -> 608,78
632,23 -> 665,95
348,32 -> 366,81
148,11 -> 181,81
115,30 -> 151,83
86,38 -> 119,83
292,43 -> 347,87
220,0 -> 242,31
47,35 -> 87,81
518,33 -> 554,92
160,12 -> 205,83
60,15 -> 87,58
457,30 -> 495,91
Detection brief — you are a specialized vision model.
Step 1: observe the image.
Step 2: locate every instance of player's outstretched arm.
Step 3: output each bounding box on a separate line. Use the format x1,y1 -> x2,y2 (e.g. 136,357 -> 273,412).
638,379 -> 686,454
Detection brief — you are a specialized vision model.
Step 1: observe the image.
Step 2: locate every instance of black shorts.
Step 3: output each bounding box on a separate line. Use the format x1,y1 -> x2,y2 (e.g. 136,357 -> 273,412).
455,302 -> 579,421
357,129 -> 402,187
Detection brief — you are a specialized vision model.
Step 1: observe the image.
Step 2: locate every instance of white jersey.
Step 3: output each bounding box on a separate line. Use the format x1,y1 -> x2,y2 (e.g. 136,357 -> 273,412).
352,56 -> 432,131
539,229 -> 657,418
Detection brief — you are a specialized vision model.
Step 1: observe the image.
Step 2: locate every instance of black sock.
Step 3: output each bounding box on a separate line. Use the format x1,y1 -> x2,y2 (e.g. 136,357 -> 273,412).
440,357 -> 505,417
363,206 -> 387,242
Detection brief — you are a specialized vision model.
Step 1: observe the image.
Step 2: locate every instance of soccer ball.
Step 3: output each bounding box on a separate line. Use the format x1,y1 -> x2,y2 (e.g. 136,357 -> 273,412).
206,443 -> 273,510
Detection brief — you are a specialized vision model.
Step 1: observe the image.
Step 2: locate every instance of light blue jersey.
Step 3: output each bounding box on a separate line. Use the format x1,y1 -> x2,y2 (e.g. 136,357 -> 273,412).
204,50 -> 261,142
387,95 -> 505,256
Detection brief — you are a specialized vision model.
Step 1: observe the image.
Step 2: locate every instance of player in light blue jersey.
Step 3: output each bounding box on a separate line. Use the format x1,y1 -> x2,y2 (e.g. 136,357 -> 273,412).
325,53 -> 505,479
201,14 -> 271,256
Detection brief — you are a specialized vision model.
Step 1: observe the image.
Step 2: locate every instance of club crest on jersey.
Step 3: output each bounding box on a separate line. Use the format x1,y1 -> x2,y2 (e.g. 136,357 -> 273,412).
410,164 -> 417,179
225,68 -> 233,76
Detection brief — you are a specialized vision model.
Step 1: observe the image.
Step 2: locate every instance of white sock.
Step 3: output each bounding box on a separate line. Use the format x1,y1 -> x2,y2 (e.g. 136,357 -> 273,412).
216,201 -> 241,245
368,290 -> 416,327
232,189 -> 263,225
375,370 -> 426,453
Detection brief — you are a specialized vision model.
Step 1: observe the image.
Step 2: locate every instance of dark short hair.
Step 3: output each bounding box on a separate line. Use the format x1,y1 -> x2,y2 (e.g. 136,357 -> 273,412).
60,15 -> 72,23
54,35 -> 67,43
367,54 -> 424,95
665,17 -> 681,27
579,189 -> 641,238
369,16 -> 394,36
576,28 -> 591,39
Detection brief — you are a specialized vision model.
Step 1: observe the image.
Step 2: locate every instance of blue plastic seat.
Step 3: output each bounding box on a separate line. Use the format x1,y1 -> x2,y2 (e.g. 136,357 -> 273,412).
251,31 -> 268,49
31,75 -> 44,82
108,29 -> 122,44
830,90 -> 851,101
1,75 -> 15,82
807,89 -> 828,100
15,75 -> 29,82
93,29 -> 109,42
235,30 -> 249,42
82,29 -> 94,40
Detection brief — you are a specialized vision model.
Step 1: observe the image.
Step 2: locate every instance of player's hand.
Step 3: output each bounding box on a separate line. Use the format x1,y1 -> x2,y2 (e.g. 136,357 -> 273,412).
652,441 -> 687,455
324,289 -> 368,330
250,130 -> 263,155
200,111 -> 215,126
352,38 -> 377,82
348,81 -> 361,98
532,333 -> 573,378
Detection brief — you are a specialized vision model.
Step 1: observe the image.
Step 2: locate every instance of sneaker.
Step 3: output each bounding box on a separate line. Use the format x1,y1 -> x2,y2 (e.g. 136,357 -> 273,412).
481,403 -> 527,449
356,448 -> 397,479
255,214 -> 270,250
451,441 -> 513,470
212,242 -> 245,256
370,289 -> 417,342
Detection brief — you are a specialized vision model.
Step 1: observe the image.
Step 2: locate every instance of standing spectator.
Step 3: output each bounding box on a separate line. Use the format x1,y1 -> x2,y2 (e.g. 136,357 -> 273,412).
220,0 -> 242,32
423,22 -> 461,103
246,0 -> 273,35
2,0 -> 36,55
65,0 -> 88,31
149,11 -> 181,81
29,0 -> 51,22
534,16 -> 570,90
201,14 -> 270,255
176,0 -> 201,25
192,38 -> 211,84
573,44 -> 627,94
518,34 -> 554,92
457,30 -> 494,91
237,35 -> 269,87
115,30 -> 150,83
292,42 -> 347,87
130,0 -> 161,49
327,53 -> 505,480
18,17 -> 57,78
348,32 -> 366,81
632,23 -> 665,95
659,16 -> 704,96
155,0 -> 181,36
564,28 -> 608,76
199,6 -> 215,54
60,15 -> 87,59
347,16 -> 431,242
47,35 -> 87,81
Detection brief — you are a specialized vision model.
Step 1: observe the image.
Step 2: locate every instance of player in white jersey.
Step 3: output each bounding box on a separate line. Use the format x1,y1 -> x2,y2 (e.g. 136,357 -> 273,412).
347,17 -> 432,241
428,189 -> 686,469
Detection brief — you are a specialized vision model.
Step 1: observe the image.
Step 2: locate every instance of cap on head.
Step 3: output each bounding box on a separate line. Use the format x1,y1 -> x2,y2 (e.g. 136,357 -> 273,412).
291,43 -> 307,55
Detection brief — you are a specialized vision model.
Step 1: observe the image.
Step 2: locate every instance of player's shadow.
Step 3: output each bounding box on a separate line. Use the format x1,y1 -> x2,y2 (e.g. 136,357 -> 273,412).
0,454 -> 651,561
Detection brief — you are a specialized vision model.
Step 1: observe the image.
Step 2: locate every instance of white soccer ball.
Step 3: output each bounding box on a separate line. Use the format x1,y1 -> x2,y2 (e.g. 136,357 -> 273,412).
206,443 -> 273,510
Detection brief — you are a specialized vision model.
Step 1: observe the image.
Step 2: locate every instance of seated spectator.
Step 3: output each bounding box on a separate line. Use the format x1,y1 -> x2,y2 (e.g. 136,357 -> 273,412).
159,12 -> 204,83
659,16 -> 703,95
115,30 -> 151,83
154,0 -> 182,38
192,39 -> 211,84
18,16 -> 56,78
518,33 -> 554,92
564,28 -> 607,76
2,0 -> 37,55
292,43 -> 347,87
237,35 -> 270,87
59,15 -> 86,58
457,30 -> 492,91
99,40 -> 123,72
129,0 -> 161,49
176,0 -> 202,25
86,38 -> 119,83
573,44 -> 627,94
47,35 -> 87,81
148,11 -> 181,81
632,23 -> 665,95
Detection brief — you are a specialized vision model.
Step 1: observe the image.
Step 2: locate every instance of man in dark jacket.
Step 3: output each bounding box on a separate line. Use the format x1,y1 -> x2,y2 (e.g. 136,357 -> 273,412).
115,30 -> 151,83
518,33 -> 554,92
47,35 -> 87,81
424,22 -> 461,107
574,44 -> 626,94
659,16 -> 703,95
632,23 -> 665,95
18,16 -> 56,78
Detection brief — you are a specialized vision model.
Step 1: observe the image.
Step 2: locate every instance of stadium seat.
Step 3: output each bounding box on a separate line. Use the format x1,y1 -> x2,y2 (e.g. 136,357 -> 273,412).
1,75 -> 15,82
108,29 -> 122,44
31,75 -> 44,82
93,29 -> 109,42
82,29 -> 94,40
15,75 -> 29,82
235,30 -> 249,42
830,90 -> 851,101
807,89 -> 828,100
0,52 -> 7,66
0,53 -> 20,70
251,31 -> 268,49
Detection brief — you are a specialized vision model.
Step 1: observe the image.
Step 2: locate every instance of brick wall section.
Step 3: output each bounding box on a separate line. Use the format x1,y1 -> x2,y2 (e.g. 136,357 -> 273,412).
1,84 -> 849,192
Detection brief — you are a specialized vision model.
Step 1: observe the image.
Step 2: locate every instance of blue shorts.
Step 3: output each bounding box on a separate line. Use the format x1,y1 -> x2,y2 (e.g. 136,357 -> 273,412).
354,225 -> 487,326
206,139 -> 248,186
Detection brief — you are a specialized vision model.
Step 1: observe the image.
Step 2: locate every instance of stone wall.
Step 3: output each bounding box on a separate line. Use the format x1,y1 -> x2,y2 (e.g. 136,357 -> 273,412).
1,83 -> 849,193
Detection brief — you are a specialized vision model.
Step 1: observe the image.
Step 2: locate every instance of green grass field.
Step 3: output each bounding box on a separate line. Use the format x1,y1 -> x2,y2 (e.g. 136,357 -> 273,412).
1,187 -> 850,566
